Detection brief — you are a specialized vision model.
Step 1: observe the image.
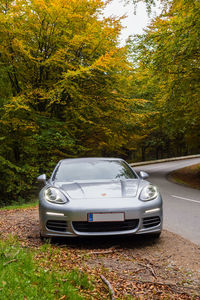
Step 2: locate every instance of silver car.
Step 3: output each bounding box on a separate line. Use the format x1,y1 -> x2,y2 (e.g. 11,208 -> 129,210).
38,158 -> 163,239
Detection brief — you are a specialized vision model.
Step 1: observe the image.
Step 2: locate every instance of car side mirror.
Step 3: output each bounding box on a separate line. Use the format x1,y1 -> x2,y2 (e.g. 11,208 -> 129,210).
139,171 -> 149,179
37,174 -> 47,184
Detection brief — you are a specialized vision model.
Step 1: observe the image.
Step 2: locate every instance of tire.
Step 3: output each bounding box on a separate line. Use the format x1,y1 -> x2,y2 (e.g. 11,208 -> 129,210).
39,232 -> 44,240
40,232 -> 50,242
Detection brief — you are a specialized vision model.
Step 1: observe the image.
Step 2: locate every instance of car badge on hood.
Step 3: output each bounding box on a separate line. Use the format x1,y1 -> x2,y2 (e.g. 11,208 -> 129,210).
101,193 -> 107,197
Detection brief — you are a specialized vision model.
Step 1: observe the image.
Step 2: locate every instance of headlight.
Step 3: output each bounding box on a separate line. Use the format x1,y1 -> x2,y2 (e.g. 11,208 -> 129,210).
139,185 -> 158,201
44,187 -> 68,204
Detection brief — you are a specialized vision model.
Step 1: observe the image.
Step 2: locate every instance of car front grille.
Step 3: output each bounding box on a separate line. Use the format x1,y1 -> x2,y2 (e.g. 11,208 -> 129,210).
46,220 -> 67,232
72,219 -> 139,233
143,216 -> 161,228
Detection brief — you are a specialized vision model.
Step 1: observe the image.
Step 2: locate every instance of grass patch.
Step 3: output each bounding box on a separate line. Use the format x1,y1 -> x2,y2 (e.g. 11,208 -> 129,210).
0,238 -> 93,299
0,184 -> 41,210
0,196 -> 38,211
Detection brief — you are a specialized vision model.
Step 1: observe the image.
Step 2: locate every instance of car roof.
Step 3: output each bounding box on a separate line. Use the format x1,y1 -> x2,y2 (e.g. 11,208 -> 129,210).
59,157 -> 123,164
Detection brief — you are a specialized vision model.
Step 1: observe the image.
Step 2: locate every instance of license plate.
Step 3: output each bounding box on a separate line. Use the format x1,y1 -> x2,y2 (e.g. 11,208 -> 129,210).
88,213 -> 124,222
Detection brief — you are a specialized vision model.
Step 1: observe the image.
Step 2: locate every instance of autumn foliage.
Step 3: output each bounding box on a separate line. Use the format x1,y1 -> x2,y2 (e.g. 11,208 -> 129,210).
128,0 -> 200,160
0,0 -> 199,203
0,0 -> 143,203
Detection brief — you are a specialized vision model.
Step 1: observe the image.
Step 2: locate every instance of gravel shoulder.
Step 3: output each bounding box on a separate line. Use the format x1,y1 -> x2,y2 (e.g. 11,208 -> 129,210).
0,207 -> 200,299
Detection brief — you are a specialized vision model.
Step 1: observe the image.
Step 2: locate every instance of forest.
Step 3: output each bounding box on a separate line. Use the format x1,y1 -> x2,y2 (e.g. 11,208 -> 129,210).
0,0 -> 199,204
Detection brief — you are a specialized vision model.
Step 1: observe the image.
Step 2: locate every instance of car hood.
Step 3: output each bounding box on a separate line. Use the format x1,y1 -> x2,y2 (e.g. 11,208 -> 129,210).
54,179 -> 139,199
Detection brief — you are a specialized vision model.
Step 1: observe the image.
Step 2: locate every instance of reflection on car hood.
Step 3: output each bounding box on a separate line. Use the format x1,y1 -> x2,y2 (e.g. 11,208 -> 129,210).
55,180 -> 139,199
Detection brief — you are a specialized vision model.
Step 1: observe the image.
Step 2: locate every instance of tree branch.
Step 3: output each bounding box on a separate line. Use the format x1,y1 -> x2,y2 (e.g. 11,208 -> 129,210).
100,275 -> 115,300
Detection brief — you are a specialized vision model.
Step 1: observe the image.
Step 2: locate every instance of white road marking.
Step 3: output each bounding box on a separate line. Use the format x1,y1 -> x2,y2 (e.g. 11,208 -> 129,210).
171,195 -> 200,204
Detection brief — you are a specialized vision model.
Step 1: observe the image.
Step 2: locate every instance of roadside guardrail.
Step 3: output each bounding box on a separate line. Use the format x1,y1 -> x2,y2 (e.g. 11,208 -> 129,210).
130,154 -> 200,167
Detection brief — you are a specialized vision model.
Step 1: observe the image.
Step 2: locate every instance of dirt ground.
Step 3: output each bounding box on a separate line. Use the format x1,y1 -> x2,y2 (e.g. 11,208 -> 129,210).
169,163 -> 200,190
0,207 -> 200,299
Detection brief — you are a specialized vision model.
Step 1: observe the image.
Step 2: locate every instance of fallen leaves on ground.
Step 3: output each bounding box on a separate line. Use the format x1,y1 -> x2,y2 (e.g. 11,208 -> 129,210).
0,207 -> 200,299
169,163 -> 200,190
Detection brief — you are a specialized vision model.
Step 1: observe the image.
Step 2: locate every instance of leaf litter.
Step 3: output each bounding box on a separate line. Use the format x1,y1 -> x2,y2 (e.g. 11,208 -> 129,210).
0,207 -> 200,299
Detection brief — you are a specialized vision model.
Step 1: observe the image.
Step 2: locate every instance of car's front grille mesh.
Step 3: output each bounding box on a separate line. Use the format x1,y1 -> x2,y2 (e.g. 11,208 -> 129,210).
143,216 -> 161,228
72,219 -> 139,233
46,220 -> 67,232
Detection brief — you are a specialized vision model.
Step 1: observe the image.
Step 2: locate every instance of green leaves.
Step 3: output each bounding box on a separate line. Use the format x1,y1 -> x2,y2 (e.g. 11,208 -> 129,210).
128,0 -> 200,159
0,0 -> 143,203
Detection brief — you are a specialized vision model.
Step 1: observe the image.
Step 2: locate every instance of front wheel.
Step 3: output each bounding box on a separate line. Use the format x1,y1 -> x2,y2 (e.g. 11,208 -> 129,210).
40,232 -> 51,242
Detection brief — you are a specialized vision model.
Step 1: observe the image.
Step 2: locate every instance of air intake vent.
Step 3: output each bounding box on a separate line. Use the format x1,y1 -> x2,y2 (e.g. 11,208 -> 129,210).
72,219 -> 139,233
46,220 -> 67,232
143,217 -> 160,228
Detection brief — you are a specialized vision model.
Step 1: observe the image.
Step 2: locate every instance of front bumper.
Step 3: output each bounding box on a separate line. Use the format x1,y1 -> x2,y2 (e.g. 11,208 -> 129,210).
39,196 -> 163,237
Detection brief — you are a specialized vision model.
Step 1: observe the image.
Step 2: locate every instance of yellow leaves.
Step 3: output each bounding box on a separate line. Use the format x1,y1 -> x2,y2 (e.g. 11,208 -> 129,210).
92,51 -> 115,70
0,0 -> 142,160
1,117 -> 37,133
0,94 -> 39,134
4,97 -> 31,112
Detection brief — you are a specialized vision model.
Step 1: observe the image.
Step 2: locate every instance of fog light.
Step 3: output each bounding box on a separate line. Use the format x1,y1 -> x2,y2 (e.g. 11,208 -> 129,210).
46,212 -> 64,216
145,208 -> 160,214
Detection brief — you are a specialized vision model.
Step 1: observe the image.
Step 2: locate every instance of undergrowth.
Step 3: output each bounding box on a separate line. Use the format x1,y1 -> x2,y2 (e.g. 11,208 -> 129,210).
0,237 -> 93,299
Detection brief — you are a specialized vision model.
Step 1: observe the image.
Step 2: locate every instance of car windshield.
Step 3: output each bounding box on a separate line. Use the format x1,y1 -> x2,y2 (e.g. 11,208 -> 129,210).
53,160 -> 137,181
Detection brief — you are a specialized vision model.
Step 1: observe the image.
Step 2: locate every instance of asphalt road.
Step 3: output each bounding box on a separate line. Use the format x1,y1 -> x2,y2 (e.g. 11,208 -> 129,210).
134,158 -> 200,245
